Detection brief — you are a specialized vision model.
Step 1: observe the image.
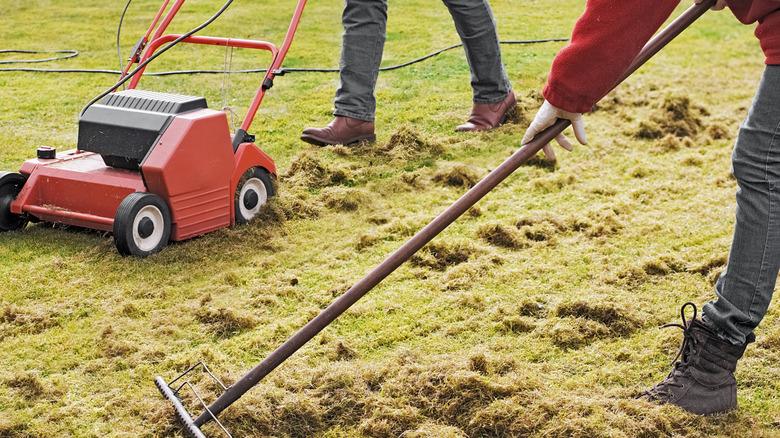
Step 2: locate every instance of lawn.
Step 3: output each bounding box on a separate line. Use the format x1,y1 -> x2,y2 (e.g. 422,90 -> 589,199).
1,0 -> 778,437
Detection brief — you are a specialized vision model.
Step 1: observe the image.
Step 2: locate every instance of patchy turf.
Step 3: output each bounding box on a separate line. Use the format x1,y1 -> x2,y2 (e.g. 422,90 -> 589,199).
0,1 -> 778,437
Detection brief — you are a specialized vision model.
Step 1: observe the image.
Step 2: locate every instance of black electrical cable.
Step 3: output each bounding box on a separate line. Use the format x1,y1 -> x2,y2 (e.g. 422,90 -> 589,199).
0,49 -> 78,64
116,0 -> 134,87
79,0 -> 235,118
0,38 -> 567,76
285,38 -> 570,74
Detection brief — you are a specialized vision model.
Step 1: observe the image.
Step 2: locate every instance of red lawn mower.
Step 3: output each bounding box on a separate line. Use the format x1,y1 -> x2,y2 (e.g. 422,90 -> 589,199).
0,0 -> 307,257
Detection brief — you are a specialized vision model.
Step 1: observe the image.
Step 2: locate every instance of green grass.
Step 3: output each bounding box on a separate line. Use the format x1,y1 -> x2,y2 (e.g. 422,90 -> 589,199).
2,0 -> 780,437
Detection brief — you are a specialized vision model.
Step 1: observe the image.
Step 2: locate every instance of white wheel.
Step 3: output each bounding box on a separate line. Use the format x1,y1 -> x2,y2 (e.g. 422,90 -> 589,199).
114,192 -> 171,257
235,167 -> 274,224
132,204 -> 166,253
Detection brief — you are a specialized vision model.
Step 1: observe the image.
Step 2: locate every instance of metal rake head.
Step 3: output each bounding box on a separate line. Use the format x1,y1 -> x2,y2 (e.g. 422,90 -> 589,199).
155,362 -> 232,438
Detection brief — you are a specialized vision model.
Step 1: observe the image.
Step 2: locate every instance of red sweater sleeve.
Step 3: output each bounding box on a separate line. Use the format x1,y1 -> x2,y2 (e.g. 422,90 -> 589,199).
543,0 -> 682,113
726,1 -> 780,64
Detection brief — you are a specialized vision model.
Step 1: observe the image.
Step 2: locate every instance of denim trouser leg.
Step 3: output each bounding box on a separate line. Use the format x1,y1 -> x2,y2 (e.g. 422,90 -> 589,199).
442,0 -> 512,104
703,65 -> 780,345
334,0 -> 388,122
333,0 -> 511,121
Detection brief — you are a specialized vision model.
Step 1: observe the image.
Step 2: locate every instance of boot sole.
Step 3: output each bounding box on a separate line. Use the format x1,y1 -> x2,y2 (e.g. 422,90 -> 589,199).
301,133 -> 376,147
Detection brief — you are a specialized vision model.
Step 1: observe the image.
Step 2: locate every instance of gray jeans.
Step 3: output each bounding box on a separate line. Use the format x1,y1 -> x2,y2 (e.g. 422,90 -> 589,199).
703,65 -> 780,345
334,0 -> 512,121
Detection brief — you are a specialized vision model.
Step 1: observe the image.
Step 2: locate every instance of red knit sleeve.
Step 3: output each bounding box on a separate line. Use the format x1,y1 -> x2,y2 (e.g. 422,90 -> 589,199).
543,0 -> 682,113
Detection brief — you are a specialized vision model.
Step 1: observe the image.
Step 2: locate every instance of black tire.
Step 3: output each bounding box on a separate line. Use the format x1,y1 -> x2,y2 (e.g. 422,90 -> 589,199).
113,192 -> 171,257
234,167 -> 275,224
0,172 -> 28,232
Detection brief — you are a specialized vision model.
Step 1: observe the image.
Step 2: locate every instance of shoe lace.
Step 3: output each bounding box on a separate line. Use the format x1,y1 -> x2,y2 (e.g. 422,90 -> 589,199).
640,303 -> 699,400
658,302 -> 699,385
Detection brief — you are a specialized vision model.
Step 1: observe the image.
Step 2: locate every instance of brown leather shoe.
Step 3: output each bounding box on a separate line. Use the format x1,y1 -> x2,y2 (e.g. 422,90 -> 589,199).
300,116 -> 376,146
455,91 -> 517,132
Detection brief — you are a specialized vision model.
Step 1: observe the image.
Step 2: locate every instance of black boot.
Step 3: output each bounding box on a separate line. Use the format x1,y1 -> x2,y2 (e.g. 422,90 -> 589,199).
643,302 -> 754,415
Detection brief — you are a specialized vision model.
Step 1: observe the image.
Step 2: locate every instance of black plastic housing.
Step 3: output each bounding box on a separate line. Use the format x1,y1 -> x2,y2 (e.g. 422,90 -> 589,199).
77,89 -> 207,170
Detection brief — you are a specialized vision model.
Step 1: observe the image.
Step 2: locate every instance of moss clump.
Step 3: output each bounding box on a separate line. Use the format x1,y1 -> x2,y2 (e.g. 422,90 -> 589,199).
477,222 -> 527,249
691,253 -> 729,275
431,164 -> 483,189
530,173 -> 578,192
319,187 -> 372,212
4,372 -> 46,400
0,304 -> 61,339
515,212 -> 567,232
635,95 -> 707,139
655,134 -> 682,152
195,307 -> 258,336
327,341 -> 359,361
522,154 -> 558,171
495,315 -> 536,335
518,222 -> 559,244
517,299 -> 546,318
410,240 -> 481,271
401,422 -> 468,438
548,317 -> 609,349
556,301 -> 642,337
707,122 -> 732,140
282,149 -> 352,189
376,125 -> 445,161
580,205 -> 624,238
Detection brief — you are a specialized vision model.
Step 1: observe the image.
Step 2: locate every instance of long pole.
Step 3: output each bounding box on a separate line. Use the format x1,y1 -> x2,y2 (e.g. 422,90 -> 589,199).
190,0 -> 717,426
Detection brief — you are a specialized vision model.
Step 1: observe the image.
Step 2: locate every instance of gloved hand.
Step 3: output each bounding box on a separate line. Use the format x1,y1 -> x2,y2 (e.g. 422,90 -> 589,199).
522,100 -> 588,160
695,0 -> 727,10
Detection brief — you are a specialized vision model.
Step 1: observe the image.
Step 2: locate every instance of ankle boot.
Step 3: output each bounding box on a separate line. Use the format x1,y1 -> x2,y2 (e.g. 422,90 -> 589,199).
300,116 -> 376,146
643,302 -> 754,415
455,91 -> 517,132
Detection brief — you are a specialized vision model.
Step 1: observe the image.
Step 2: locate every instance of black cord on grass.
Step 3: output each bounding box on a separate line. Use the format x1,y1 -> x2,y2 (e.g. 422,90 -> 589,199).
0,38 -> 568,76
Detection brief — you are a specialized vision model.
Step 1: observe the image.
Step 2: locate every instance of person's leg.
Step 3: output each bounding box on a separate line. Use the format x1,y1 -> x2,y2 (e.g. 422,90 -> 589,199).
442,0 -> 511,104
301,0 -> 385,146
703,64 -> 780,345
442,0 -> 515,131
644,65 -> 780,415
333,0 -> 388,121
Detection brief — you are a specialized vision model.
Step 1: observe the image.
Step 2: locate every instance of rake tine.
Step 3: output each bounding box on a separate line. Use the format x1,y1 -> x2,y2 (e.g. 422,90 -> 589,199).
155,377 -> 234,438
155,376 -> 208,438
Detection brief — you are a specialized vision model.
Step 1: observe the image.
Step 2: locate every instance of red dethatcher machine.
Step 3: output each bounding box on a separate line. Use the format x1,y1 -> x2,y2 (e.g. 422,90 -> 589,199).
0,0 -> 307,257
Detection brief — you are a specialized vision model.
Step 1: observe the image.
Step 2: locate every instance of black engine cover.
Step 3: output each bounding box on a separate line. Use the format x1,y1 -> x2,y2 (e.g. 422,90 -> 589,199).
78,89 -> 207,170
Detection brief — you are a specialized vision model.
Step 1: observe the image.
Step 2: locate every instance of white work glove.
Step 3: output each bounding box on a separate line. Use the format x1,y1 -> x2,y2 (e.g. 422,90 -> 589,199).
522,100 -> 588,160
695,0 -> 727,10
